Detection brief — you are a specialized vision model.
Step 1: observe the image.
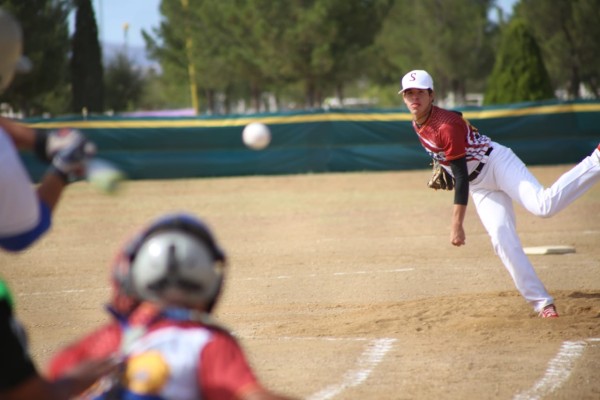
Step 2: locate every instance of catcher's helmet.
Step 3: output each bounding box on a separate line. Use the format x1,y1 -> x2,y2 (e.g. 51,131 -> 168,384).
112,213 -> 226,313
0,8 -> 31,93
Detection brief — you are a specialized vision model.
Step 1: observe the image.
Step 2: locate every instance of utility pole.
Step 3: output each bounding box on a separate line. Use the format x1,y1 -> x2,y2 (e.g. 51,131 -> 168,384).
181,0 -> 199,115
123,22 -> 129,54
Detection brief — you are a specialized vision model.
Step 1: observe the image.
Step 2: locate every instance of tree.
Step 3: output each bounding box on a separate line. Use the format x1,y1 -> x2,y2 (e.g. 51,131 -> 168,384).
145,0 -> 289,114
222,0 -> 390,109
71,0 -> 104,114
372,0 -> 496,104
263,0 -> 391,108
144,0 -> 392,112
0,0 -> 71,116
136,69 -> 178,111
483,18 -> 554,105
143,0 -> 205,112
320,0 -> 394,104
104,53 -> 146,112
517,0 -> 600,99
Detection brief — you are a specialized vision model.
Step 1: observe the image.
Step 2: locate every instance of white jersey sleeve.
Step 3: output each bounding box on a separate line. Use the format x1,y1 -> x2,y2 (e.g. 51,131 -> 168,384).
0,128 -> 40,237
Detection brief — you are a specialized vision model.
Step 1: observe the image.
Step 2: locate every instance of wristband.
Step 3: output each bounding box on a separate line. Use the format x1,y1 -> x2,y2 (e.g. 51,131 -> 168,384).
48,165 -> 70,184
33,129 -> 51,163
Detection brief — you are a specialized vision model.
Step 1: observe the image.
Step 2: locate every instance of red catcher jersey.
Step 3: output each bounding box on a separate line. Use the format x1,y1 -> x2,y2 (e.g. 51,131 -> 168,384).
412,106 -> 492,171
47,305 -> 263,400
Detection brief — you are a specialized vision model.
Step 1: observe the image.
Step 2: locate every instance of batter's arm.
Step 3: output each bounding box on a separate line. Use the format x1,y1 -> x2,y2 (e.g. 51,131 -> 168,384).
0,117 -> 65,210
1,358 -> 118,400
37,171 -> 67,211
0,117 -> 35,149
449,157 -> 469,246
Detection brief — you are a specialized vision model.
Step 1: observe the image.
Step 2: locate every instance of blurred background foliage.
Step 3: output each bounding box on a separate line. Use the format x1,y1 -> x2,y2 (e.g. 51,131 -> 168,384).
1,0 -> 599,117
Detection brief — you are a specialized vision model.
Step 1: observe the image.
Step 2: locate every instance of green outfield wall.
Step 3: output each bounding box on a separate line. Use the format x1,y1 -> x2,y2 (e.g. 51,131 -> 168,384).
22,99 -> 600,181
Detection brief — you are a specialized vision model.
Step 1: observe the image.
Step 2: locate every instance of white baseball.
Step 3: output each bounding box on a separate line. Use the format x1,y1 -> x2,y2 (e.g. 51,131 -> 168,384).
242,122 -> 271,150
86,158 -> 125,195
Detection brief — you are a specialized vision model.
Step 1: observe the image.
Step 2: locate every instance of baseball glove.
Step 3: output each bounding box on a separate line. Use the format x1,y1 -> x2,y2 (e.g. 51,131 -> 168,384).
427,159 -> 455,191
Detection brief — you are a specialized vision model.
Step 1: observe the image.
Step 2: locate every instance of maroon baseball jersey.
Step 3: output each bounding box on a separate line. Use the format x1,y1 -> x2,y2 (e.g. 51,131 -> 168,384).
412,106 -> 492,168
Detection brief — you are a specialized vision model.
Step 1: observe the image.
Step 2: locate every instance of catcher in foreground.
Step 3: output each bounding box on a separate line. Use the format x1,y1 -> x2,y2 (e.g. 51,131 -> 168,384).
399,69 -> 600,318
48,213 -> 298,400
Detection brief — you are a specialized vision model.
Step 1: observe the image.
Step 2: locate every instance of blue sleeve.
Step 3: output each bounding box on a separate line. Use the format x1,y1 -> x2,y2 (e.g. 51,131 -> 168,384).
0,200 -> 52,252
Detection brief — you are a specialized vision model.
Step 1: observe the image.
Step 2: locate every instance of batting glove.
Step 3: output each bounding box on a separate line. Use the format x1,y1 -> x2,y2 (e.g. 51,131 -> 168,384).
50,131 -> 96,182
35,128 -> 91,163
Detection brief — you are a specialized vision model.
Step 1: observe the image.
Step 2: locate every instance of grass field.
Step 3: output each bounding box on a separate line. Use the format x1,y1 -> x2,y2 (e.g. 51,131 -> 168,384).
2,165 -> 599,399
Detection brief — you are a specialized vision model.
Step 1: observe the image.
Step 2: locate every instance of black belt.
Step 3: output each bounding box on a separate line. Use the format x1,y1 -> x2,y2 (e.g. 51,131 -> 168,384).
468,147 -> 493,182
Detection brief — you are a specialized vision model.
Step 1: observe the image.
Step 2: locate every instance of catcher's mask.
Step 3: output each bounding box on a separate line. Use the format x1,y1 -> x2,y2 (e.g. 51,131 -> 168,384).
112,213 -> 226,314
0,8 -> 32,93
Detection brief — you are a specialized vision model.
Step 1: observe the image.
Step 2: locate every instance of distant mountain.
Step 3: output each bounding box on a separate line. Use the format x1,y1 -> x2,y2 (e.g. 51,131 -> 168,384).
102,42 -> 161,71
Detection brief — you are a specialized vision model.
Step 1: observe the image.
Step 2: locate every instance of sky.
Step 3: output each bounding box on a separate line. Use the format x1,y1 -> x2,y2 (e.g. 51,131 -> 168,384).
90,0 -> 161,47
90,0 -> 517,48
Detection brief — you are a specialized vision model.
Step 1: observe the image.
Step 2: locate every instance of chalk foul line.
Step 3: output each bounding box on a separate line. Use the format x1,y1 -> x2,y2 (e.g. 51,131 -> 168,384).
306,337 -> 396,400
242,268 -> 414,281
513,338 -> 599,400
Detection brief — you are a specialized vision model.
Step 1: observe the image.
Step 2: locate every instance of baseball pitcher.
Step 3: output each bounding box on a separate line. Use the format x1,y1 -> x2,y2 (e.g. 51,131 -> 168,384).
399,69 -> 600,318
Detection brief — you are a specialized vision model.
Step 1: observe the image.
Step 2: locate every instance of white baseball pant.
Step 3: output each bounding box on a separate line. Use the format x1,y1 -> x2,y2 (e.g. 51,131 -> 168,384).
469,142 -> 600,312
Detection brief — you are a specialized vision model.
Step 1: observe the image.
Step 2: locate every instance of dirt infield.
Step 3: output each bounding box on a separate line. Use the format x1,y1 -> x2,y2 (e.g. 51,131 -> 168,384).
2,165 -> 599,399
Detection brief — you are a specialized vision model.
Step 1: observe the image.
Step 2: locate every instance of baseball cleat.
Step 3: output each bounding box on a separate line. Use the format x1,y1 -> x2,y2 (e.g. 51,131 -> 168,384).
540,304 -> 559,318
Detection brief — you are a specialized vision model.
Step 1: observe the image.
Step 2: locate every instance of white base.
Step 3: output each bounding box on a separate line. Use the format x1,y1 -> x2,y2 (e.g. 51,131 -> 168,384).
523,245 -> 576,255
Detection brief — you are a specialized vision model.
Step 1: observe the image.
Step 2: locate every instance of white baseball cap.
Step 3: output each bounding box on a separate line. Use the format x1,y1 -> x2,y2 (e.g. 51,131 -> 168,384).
398,70 -> 434,94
